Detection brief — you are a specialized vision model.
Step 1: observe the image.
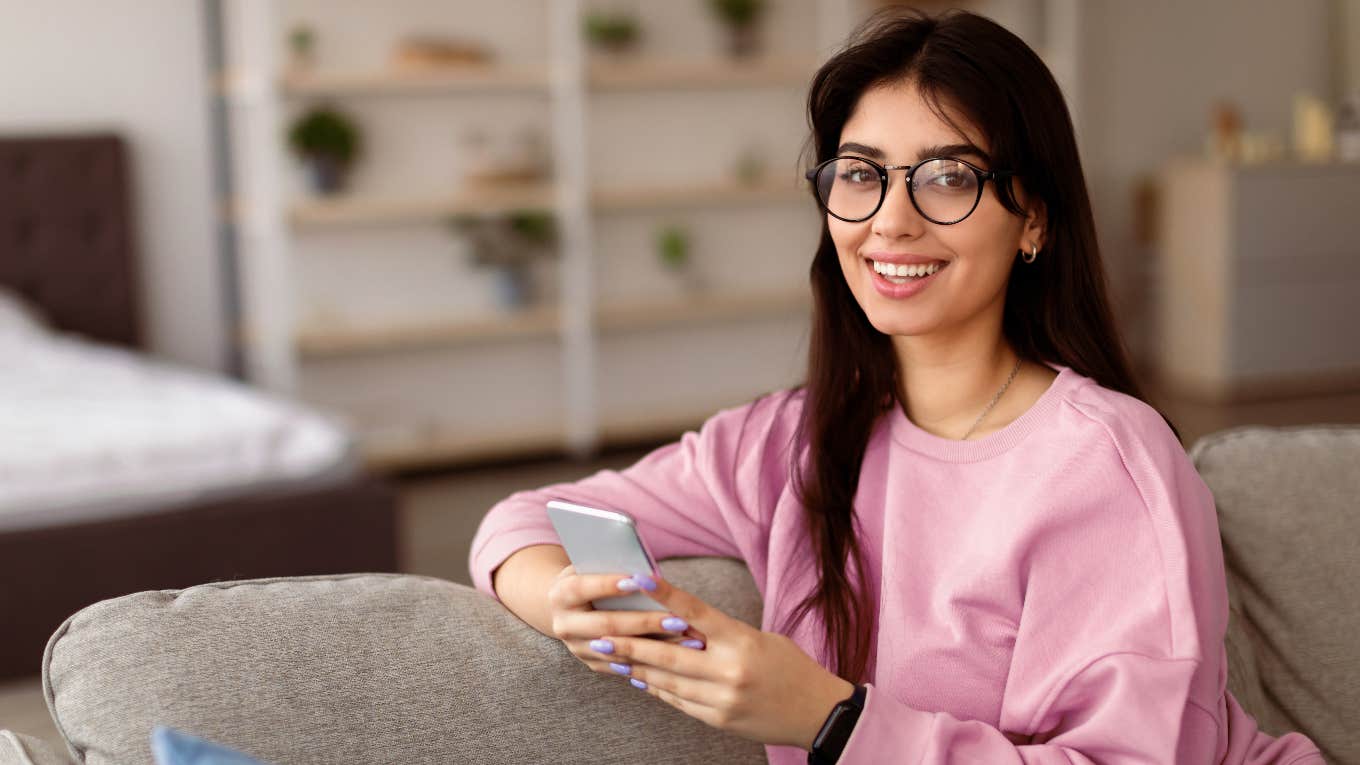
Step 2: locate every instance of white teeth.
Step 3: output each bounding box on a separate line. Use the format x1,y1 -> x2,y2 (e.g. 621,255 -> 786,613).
872,260 -> 943,278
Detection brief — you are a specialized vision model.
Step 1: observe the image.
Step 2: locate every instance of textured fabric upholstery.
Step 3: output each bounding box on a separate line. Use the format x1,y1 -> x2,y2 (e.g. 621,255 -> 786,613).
0,730 -> 71,765
42,559 -> 767,765
1191,425 -> 1360,765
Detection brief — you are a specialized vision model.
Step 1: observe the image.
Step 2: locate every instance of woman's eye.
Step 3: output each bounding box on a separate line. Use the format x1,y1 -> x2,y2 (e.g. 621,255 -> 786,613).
839,167 -> 876,184
927,171 -> 969,189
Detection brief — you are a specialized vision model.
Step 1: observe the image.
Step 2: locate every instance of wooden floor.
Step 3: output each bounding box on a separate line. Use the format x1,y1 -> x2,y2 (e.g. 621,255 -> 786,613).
3,382 -> 1358,753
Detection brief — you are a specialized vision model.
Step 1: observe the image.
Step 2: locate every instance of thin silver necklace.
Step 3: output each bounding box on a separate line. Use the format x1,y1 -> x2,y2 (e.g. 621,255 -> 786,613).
960,356 -> 1024,441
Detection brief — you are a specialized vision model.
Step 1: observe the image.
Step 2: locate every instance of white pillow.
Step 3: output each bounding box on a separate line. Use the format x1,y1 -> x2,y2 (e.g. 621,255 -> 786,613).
0,287 -> 48,339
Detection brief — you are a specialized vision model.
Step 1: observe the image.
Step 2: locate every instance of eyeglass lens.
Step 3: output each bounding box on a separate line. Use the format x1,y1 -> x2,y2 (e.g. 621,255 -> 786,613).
814,157 -> 980,224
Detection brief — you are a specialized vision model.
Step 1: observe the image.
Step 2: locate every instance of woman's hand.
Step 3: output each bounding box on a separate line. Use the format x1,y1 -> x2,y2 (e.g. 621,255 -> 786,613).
546,565 -> 709,676
582,573 -> 857,751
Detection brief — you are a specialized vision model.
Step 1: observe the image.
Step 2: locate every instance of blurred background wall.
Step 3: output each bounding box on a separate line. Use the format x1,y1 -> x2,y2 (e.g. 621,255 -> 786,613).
0,0 -> 226,373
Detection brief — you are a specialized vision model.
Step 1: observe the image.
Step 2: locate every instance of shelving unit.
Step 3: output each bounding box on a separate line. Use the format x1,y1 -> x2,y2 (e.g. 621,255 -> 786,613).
217,0 -> 1078,471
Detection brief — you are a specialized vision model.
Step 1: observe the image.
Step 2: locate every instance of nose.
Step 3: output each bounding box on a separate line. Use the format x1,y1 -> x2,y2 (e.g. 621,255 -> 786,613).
870,169 -> 927,239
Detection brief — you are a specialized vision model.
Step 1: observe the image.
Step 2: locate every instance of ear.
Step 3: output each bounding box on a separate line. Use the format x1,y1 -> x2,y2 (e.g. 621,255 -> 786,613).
1018,197 -> 1047,253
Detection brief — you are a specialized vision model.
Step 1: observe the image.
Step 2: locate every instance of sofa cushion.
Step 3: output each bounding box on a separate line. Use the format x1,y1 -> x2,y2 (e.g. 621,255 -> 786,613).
0,730 -> 72,765
1190,424 -> 1359,764
43,558 -> 766,765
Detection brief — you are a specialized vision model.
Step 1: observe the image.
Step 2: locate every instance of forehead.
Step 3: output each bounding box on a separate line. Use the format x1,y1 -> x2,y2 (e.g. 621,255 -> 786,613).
840,80 -> 987,158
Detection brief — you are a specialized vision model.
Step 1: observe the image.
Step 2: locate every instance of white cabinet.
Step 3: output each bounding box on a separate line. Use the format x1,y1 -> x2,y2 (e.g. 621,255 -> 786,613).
1156,159 -> 1360,400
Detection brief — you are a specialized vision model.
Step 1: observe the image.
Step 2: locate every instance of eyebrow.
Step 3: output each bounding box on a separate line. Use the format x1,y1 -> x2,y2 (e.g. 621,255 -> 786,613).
837,141 -> 990,163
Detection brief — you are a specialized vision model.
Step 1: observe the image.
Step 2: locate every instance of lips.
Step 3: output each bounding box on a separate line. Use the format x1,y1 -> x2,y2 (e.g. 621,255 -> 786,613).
863,252 -> 948,266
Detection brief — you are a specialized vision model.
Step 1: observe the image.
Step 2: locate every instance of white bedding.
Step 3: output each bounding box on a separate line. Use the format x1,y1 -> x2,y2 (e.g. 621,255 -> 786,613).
0,289 -> 354,531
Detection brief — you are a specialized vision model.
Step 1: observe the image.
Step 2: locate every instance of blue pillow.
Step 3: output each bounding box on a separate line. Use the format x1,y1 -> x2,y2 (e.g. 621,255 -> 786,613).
150,726 -> 271,765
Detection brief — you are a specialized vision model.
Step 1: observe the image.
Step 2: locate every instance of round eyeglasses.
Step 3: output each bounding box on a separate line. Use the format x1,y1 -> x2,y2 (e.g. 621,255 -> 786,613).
804,155 -> 1016,225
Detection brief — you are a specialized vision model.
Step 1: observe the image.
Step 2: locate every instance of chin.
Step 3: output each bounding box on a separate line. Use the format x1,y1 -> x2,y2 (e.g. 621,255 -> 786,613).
861,306 -> 932,338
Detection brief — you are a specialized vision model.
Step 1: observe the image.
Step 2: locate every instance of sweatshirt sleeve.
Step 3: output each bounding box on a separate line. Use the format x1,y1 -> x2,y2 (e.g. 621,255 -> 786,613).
467,392 -> 794,602
835,395 -> 1326,763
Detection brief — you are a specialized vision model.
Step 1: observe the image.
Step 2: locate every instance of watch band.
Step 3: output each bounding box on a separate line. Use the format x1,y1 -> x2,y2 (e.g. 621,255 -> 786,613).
808,683 -> 867,765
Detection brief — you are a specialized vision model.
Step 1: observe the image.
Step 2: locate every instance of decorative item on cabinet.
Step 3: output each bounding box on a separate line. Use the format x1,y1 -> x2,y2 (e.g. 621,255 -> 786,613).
287,104 -> 362,195
1292,92 -> 1335,163
1334,92 -> 1360,163
707,0 -> 766,58
450,209 -> 559,310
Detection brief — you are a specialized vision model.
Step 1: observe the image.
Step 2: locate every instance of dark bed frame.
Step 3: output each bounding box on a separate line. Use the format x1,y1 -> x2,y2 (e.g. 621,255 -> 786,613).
0,134 -> 400,680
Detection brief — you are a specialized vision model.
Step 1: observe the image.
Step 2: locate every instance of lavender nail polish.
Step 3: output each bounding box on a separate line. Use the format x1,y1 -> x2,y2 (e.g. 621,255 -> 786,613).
632,574 -> 657,592
679,639 -> 705,650
617,578 -> 640,592
589,639 -> 614,654
630,678 -> 648,690
609,662 -> 631,676
661,616 -> 688,632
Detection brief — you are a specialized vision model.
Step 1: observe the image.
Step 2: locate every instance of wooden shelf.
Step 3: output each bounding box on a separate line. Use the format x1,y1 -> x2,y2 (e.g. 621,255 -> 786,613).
284,179 -> 807,227
592,179 -> 810,211
278,65 -> 551,97
294,287 -> 810,358
289,182 -> 557,227
588,55 -> 818,90
296,304 -> 561,357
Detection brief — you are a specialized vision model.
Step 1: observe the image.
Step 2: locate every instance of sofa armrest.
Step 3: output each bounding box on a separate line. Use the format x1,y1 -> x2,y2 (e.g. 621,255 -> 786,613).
44,557 -> 767,765
0,730 -> 74,765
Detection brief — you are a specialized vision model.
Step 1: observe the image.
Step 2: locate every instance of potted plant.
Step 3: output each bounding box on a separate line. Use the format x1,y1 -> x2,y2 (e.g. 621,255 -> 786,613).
287,105 -> 361,195
656,223 -> 704,293
707,0 -> 765,58
287,24 -> 316,71
583,11 -> 641,55
450,210 -> 559,309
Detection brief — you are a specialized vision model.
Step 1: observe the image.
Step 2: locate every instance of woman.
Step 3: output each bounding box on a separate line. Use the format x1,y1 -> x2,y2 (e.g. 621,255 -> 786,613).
469,10 -> 1325,764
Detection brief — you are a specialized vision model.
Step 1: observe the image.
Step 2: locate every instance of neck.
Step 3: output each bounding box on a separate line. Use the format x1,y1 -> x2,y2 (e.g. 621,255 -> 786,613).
891,322 -> 1019,439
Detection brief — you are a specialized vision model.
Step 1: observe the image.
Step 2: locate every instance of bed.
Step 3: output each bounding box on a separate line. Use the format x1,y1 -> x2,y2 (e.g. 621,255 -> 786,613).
0,133 -> 399,679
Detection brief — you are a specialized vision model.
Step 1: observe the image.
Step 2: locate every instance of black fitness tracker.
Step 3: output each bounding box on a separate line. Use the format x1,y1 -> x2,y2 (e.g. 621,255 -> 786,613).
808,683 -> 867,765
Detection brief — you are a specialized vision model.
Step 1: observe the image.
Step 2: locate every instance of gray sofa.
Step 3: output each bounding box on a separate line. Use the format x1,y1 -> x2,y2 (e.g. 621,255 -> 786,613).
2,425 -> 1356,765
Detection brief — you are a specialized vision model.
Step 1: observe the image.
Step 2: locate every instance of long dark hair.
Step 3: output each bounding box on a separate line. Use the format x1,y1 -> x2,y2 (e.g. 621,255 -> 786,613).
778,9 -> 1177,684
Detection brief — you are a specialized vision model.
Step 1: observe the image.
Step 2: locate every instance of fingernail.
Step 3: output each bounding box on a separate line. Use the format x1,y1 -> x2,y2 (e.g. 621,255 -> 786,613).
589,639 -> 614,654
609,662 -> 631,676
680,639 -> 705,650
629,678 -> 648,690
661,616 -> 688,633
632,575 -> 657,592
617,578 -> 640,592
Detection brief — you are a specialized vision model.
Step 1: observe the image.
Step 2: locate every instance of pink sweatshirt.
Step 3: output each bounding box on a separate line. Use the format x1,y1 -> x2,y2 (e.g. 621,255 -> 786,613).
468,363 -> 1326,764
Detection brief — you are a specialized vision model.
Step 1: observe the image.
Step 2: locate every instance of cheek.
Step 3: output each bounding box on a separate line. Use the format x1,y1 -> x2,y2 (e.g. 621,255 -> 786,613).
829,219 -> 867,270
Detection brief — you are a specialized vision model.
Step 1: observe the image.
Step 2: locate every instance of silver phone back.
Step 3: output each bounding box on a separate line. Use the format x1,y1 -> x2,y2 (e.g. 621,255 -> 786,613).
545,499 -> 666,611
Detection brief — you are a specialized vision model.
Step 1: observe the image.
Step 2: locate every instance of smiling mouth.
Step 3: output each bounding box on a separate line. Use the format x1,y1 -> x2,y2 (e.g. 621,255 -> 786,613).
865,257 -> 949,284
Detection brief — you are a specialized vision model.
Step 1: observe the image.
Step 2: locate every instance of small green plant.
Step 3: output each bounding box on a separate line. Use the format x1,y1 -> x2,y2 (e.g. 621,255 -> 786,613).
656,225 -> 690,270
288,25 -> 315,59
450,210 -> 558,270
583,12 -> 640,53
287,106 -> 360,165
707,0 -> 765,27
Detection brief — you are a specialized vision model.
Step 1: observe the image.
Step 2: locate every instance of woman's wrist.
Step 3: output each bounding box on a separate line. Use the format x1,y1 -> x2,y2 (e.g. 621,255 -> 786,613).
799,673 -> 857,752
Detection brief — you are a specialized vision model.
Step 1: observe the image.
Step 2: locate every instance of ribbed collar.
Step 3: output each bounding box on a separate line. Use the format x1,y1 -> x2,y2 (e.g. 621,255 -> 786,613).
887,362 -> 1083,462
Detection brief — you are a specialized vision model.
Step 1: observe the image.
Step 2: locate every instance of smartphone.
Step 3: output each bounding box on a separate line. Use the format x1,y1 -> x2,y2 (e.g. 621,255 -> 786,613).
544,499 -> 667,612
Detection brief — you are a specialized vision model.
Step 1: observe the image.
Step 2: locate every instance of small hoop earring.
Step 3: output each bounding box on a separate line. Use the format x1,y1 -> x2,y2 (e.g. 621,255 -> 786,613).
1021,244 -> 1038,264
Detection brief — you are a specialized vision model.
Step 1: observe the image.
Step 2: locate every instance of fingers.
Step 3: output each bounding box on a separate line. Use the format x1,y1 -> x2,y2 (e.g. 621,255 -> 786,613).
552,607 -> 703,643
564,634 -> 707,675
547,572 -> 655,611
